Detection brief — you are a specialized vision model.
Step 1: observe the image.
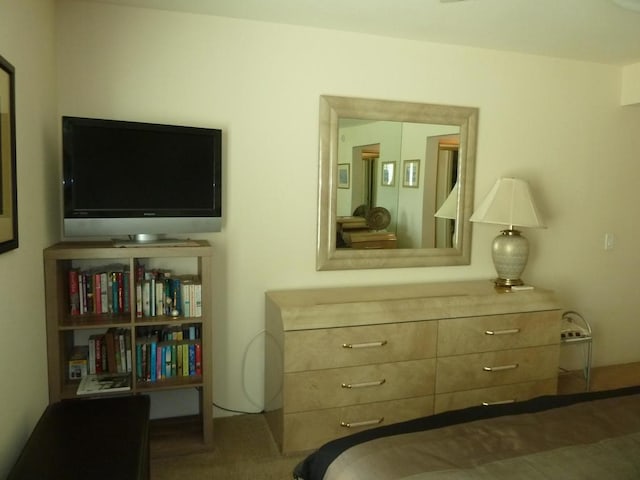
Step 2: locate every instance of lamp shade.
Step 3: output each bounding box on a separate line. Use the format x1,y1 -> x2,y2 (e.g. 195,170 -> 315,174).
434,182 -> 458,219
470,177 -> 545,229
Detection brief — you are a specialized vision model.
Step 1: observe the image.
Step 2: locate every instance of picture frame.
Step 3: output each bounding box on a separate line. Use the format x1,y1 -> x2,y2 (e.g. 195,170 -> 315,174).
402,159 -> 420,188
381,161 -> 396,187
338,163 -> 350,189
0,54 -> 18,254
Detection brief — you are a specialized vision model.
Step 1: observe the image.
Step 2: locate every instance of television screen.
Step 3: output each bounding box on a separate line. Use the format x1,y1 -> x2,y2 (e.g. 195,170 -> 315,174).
62,116 -> 222,242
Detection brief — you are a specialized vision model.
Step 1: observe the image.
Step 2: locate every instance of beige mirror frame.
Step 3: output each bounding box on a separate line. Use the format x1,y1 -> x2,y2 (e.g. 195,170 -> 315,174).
316,95 -> 478,270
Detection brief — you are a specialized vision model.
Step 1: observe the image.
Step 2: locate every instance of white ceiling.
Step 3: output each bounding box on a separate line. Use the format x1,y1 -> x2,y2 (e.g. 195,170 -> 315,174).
81,0 -> 640,65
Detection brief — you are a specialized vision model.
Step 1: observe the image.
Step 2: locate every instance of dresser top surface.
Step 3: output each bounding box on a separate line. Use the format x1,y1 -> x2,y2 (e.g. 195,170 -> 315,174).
266,280 -> 561,331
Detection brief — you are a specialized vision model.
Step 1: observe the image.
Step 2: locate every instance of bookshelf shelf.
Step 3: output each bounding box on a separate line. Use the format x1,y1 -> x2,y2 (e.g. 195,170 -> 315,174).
44,240 -> 213,444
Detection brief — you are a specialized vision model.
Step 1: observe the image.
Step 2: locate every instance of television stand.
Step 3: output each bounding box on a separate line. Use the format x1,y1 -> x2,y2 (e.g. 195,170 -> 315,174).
112,238 -> 200,248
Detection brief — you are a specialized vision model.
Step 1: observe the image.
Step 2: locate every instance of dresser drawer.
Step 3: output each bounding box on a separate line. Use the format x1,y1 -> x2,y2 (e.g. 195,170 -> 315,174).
437,311 -> 560,356
434,378 -> 558,413
283,396 -> 434,453
284,320 -> 437,372
436,344 -> 559,393
284,358 -> 436,413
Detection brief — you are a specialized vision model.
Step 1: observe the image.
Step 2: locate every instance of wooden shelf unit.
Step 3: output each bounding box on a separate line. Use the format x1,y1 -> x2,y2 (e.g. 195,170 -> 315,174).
43,240 -> 213,444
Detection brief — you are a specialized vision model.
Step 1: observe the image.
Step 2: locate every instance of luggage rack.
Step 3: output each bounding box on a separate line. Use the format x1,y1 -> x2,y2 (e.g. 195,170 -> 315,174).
559,310 -> 593,391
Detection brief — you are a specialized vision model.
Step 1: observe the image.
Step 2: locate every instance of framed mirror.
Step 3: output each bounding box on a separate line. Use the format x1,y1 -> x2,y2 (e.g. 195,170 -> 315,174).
317,95 -> 478,270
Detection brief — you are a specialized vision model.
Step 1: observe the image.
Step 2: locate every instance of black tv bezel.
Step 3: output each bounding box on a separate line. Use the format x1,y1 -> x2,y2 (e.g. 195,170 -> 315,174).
61,116 -> 222,238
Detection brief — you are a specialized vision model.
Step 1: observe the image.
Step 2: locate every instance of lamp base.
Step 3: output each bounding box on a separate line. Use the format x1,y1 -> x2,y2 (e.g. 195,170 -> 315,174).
494,277 -> 524,288
491,229 -> 529,287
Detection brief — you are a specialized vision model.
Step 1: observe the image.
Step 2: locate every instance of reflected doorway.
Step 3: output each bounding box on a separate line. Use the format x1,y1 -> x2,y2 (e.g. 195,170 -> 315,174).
351,143 -> 380,214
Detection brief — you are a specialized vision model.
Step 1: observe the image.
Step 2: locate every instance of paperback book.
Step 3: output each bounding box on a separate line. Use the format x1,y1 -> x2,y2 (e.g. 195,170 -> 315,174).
76,373 -> 131,395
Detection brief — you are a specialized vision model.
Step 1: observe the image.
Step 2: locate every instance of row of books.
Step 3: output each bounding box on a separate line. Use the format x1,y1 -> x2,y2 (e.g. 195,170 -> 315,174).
137,324 -> 201,342
69,265 -> 130,316
135,273 -> 202,319
68,262 -> 202,318
136,341 -> 202,383
136,324 -> 202,382
68,324 -> 202,381
90,328 -> 132,375
67,328 -> 132,380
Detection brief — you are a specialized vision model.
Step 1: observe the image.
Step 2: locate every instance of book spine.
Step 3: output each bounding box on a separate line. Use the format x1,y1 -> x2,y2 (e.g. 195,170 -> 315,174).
150,342 -> 157,382
79,273 -> 86,315
135,282 -> 143,318
100,272 -> 109,313
171,344 -> 177,377
118,330 -> 127,373
111,272 -> 119,314
136,342 -> 143,381
142,280 -> 151,317
69,269 -> 80,316
125,329 -> 132,373
85,273 -> 94,314
123,270 -> 130,313
156,344 -> 163,381
194,282 -> 202,317
155,280 -> 164,317
105,328 -> 117,373
189,344 -> 196,376
94,335 -> 103,374
164,346 -> 172,378
117,271 -> 125,313
195,343 -> 202,376
88,335 -> 95,374
93,273 -> 102,315
182,343 -> 189,376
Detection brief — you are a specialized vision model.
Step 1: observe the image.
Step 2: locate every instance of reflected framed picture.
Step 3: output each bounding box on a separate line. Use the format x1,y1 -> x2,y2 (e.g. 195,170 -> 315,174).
338,163 -> 350,189
402,159 -> 420,188
381,161 -> 396,187
0,54 -> 17,254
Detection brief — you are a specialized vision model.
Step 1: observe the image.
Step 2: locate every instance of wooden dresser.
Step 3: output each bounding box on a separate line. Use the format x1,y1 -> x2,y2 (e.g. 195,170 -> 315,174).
264,280 -> 562,454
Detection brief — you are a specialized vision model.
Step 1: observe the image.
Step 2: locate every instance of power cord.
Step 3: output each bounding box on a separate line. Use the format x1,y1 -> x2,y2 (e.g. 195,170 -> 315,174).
211,329 -> 283,415
212,401 -> 263,415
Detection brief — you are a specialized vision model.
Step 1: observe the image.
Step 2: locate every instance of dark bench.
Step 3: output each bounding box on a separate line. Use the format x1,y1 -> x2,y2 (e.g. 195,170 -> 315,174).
7,395 -> 150,480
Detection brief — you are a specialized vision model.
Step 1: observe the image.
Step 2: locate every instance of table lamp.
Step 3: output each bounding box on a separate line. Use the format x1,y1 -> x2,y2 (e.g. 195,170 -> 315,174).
470,177 -> 545,287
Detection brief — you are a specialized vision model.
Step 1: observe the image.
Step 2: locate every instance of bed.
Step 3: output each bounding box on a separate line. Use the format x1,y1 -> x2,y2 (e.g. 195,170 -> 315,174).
293,385 -> 640,480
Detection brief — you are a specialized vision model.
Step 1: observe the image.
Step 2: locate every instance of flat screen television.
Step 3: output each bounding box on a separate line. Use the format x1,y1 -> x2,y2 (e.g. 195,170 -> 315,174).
62,116 -> 222,244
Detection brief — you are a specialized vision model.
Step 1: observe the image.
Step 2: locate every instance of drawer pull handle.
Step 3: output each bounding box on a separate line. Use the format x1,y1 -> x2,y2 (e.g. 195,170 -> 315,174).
340,417 -> 384,428
485,328 -> 520,336
342,340 -> 387,349
341,379 -> 386,389
483,364 -> 519,372
482,399 -> 515,406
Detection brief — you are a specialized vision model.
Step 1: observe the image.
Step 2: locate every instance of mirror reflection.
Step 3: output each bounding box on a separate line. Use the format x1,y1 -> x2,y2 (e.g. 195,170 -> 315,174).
336,119 -> 460,249
317,96 -> 478,270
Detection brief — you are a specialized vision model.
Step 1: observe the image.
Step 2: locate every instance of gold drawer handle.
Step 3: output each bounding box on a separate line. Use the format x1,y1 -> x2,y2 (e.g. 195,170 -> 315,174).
341,379 -> 386,389
482,399 -> 516,406
340,417 -> 384,428
342,340 -> 387,349
483,363 -> 519,372
485,328 -> 520,335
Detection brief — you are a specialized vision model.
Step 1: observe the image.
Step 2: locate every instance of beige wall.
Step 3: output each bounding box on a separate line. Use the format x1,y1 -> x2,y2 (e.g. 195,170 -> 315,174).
54,0 -> 640,418
0,0 -> 58,476
1,3 -> 637,470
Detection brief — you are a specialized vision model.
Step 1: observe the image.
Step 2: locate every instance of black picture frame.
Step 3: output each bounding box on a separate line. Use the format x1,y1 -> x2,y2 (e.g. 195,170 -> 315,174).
0,54 -> 17,254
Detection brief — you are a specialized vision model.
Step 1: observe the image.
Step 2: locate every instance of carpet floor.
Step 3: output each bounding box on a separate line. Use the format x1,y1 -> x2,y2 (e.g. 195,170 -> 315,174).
149,413 -> 306,480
